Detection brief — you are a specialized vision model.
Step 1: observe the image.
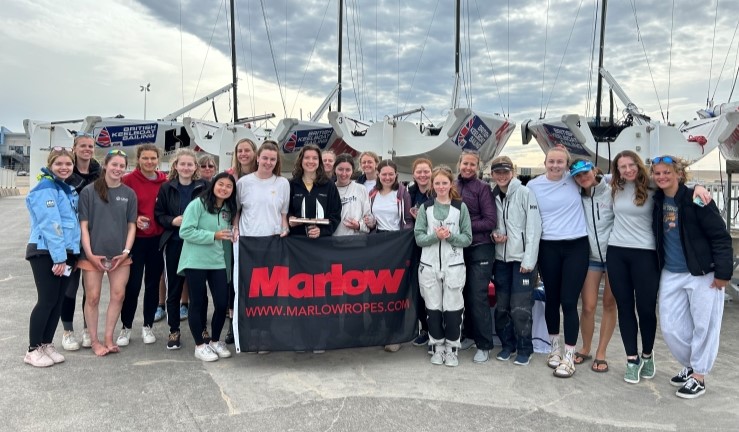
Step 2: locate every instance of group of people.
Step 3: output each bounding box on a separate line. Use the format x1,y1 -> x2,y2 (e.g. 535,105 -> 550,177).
24,137 -> 731,399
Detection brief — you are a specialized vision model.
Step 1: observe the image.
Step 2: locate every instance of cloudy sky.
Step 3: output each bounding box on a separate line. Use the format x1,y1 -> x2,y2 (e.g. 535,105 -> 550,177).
1,0 -> 737,168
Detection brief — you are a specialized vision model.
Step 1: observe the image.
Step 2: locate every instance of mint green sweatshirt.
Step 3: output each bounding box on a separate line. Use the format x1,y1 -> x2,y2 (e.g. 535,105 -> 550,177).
177,198 -> 234,281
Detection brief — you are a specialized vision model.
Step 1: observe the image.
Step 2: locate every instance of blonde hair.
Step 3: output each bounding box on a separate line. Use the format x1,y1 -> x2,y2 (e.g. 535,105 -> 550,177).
545,146 -> 571,165
650,155 -> 689,184
47,149 -> 74,168
167,148 -> 200,181
457,150 -> 480,176
431,165 -> 460,200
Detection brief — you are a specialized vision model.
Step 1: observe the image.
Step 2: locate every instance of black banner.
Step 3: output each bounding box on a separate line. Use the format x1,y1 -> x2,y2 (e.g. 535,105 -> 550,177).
234,230 -> 418,352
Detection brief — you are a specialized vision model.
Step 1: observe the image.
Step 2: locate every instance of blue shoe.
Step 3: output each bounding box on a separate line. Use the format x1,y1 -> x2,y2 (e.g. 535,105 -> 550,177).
513,353 -> 531,366
412,331 -> 429,346
496,348 -> 514,361
153,306 -> 165,322
179,304 -> 189,321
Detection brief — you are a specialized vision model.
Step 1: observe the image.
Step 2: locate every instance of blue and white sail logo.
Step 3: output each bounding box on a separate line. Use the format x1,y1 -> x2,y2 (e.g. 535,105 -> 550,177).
94,123 -> 159,148
453,116 -> 491,151
282,128 -> 334,153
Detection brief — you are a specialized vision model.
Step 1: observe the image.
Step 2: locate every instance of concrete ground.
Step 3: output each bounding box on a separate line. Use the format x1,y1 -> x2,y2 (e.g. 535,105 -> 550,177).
1,194 -> 738,432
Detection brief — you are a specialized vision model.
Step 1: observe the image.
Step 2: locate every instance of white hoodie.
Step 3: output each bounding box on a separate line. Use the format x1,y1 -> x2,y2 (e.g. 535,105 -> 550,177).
333,181 -> 372,236
492,178 -> 542,270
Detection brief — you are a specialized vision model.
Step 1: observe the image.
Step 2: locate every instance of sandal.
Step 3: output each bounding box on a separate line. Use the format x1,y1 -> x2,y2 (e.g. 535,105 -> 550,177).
591,359 -> 609,373
573,352 -> 592,365
547,351 -> 562,369
553,357 -> 575,378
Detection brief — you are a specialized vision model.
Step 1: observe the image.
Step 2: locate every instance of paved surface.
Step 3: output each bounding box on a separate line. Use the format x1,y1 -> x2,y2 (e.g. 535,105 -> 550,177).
1,194 -> 738,432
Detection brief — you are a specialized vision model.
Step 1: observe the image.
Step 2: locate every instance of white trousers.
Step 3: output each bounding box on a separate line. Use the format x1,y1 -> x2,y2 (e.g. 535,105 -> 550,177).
659,270 -> 724,375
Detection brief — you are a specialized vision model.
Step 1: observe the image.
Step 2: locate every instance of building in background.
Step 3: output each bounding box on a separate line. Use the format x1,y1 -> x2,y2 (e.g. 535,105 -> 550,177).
0,126 -> 30,172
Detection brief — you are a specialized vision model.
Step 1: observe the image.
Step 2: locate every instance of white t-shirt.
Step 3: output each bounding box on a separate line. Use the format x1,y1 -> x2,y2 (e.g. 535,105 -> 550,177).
363,179 -> 376,193
237,173 -> 290,236
528,173 -> 587,240
372,191 -> 400,231
609,181 -> 656,250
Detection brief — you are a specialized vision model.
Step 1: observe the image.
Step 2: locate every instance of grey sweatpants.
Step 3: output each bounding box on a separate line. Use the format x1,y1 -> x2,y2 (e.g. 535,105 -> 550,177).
659,270 -> 724,375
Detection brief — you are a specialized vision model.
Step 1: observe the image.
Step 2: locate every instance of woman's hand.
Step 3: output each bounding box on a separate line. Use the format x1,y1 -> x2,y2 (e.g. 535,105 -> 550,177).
279,226 -> 289,238
711,278 -> 729,289
88,254 -> 109,272
434,226 -> 450,240
288,216 -> 302,227
520,266 -> 533,273
231,226 -> 239,242
51,263 -> 66,277
306,225 -> 320,239
343,218 -> 360,231
214,229 -> 232,241
693,186 -> 712,205
109,253 -> 129,271
363,214 -> 376,229
137,215 -> 150,230
172,216 -> 183,227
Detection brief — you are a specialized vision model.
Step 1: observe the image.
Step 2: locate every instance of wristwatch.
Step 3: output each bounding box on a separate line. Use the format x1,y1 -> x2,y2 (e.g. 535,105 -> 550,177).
122,249 -> 131,255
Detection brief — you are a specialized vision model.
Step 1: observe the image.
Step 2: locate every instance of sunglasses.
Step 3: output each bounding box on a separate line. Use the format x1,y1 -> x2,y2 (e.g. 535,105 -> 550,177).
50,146 -> 73,152
107,149 -> 127,157
200,164 -> 215,169
652,156 -> 675,165
74,132 -> 94,138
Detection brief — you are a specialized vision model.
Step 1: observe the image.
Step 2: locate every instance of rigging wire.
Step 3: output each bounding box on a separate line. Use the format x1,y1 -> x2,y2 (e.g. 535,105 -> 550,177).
707,0 -> 720,107
397,0 -> 401,114
344,1 -> 363,119
235,0 -> 256,117
466,0 -> 473,108
375,1 -> 378,120
401,0 -> 440,112
729,44 -> 739,102
473,0 -> 506,116
179,0 -> 185,108
542,0 -> 587,118
259,0 -> 288,117
356,0 -> 370,120
710,17 -> 739,103
629,0 -> 666,122
540,0 -> 550,119
666,0 -> 675,123
192,0 -> 225,104
350,0 -> 367,118
585,0 -> 599,118
507,0 -> 510,116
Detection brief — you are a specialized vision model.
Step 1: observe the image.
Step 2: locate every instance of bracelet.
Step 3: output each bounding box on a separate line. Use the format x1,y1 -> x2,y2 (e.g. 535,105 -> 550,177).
281,226 -> 289,233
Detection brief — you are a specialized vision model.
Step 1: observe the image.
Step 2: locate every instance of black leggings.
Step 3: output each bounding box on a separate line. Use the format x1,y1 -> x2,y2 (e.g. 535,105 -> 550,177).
538,237 -> 589,346
60,269 -> 86,331
28,255 -> 72,348
164,240 -> 207,333
185,269 -> 228,345
606,246 -> 660,357
121,236 -> 164,329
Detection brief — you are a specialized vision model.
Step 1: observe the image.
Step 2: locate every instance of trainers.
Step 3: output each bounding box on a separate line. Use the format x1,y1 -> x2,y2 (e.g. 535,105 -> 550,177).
384,344 -> 401,352
670,367 -> 694,387
427,344 -> 433,356
194,344 -> 218,362
202,329 -> 211,345
210,340 -> 232,358
141,325 -> 156,344
459,338 -> 475,351
624,359 -> 644,384
179,304 -> 189,321
496,348 -> 514,361
676,376 -> 706,399
412,330 -> 429,346
153,306 -> 165,322
513,353 -> 532,366
640,354 -> 655,379
81,328 -> 92,348
24,347 -> 54,368
116,328 -> 131,346
41,343 -> 65,364
430,346 -> 445,365
473,349 -> 489,363
167,331 -> 181,350
445,348 -> 459,367
62,331 -> 80,351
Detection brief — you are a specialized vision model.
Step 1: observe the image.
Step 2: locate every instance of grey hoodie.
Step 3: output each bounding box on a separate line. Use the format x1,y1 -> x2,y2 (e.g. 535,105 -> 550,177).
581,178 -> 614,263
492,178 -> 542,270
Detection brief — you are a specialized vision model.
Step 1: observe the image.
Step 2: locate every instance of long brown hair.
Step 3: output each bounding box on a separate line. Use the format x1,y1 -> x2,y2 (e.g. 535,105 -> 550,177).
256,140 -> 282,176
292,144 -> 329,184
375,159 -> 399,191
94,150 -> 128,203
611,150 -> 650,206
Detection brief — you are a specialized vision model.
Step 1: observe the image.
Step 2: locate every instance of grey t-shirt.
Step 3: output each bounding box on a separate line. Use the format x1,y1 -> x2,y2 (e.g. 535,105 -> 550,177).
79,183 -> 138,259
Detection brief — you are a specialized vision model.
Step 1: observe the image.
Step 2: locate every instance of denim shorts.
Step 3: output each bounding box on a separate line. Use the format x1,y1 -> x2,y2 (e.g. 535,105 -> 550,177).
588,260 -> 607,272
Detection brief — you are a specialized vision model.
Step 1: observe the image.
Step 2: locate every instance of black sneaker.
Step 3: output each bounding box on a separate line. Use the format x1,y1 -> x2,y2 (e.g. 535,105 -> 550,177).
670,367 -> 694,387
167,331 -> 181,350
202,329 -> 211,345
676,377 -> 705,399
412,330 -> 429,346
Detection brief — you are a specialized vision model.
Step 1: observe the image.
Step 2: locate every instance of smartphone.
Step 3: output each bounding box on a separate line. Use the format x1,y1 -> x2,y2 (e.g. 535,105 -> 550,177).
693,196 -> 705,207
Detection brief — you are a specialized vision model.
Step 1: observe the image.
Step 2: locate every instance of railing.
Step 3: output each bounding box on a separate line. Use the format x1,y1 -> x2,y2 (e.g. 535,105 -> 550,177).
705,181 -> 739,228
0,167 -> 18,196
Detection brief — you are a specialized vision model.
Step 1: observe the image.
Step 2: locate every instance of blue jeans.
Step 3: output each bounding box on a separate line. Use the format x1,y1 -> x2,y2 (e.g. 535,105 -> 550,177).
493,260 -> 535,356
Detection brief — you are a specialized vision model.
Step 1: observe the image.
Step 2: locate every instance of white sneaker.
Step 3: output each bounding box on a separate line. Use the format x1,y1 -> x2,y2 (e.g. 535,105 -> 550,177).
24,347 -> 54,367
42,343 -> 65,364
81,328 -> 92,348
445,348 -> 459,367
116,328 -> 131,346
209,340 -> 232,358
473,349 -> 489,363
430,346 -> 445,365
194,344 -> 218,362
141,326 -> 156,344
61,331 -> 80,351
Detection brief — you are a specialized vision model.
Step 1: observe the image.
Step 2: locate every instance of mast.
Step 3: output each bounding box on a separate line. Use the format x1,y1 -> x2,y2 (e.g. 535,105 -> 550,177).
337,0 -> 343,112
594,0 -> 607,127
451,0 -> 461,109
230,0 -> 238,122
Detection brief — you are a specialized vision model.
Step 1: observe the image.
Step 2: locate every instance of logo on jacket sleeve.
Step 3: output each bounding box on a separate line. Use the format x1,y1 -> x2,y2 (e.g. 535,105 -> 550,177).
46,200 -> 55,207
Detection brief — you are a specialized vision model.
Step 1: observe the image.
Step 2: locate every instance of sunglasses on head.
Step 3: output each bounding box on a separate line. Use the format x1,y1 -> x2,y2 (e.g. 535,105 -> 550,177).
74,132 -> 94,138
200,164 -> 215,169
107,149 -> 127,157
652,156 -> 675,165
50,146 -> 73,152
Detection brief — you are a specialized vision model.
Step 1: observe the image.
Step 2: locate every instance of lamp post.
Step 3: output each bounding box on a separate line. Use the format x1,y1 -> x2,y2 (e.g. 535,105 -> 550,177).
140,83 -> 151,119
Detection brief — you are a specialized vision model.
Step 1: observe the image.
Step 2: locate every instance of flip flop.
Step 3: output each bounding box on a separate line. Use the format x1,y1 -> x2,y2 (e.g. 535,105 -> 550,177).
592,359 -> 609,373
573,352 -> 592,365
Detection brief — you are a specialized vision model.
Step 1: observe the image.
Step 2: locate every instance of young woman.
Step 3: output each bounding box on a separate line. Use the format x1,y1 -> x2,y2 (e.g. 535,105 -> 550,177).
154,149 -> 208,350
198,154 -> 217,182
333,153 -> 372,236
569,159 -> 616,373
119,144 -> 167,346
322,149 -> 336,180
61,133 -> 101,351
229,138 -> 257,180
490,156 -> 542,367
24,148 -> 81,367
455,150 -> 496,364
414,166 -> 472,367
356,151 -> 380,193
407,158 -> 433,348
78,150 -> 137,356
178,172 -> 237,362
651,156 -> 732,399
287,144 -> 342,238
527,146 -> 589,378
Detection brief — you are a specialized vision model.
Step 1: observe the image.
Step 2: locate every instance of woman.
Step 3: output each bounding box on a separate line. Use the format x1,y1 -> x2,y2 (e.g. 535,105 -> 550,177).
118,144 -> 167,346
78,150 -> 137,356
198,154 -> 217,182
651,156 -> 732,399
356,151 -> 380,193
369,159 -> 414,352
333,153 -> 372,236
455,150 -> 496,364
527,146 -> 589,378
407,158 -> 433,348
414,166 -> 472,367
154,149 -> 208,350
322,149 -> 336,180
61,133 -> 101,351
567,159 -> 617,373
178,172 -> 237,362
24,148 -> 81,367
490,156 -> 542,367
229,138 -> 257,180
287,144 -> 342,238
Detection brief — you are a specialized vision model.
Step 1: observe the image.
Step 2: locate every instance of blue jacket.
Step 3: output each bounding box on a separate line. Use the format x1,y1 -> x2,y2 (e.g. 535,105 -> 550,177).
25,168 -> 81,263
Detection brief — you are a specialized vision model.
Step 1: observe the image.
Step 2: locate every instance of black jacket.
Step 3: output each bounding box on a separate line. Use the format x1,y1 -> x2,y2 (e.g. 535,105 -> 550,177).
65,159 -> 101,194
652,184 -> 733,281
154,178 -> 208,249
288,177 -> 341,237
